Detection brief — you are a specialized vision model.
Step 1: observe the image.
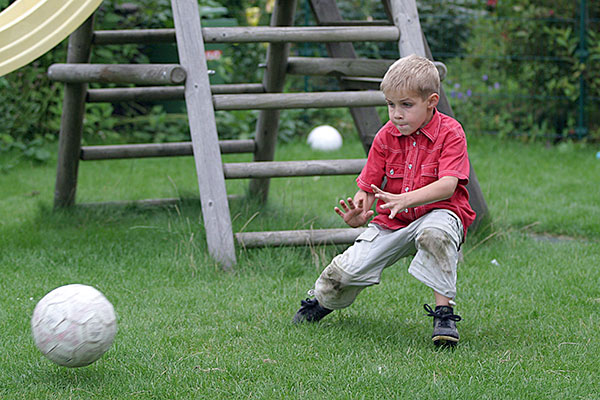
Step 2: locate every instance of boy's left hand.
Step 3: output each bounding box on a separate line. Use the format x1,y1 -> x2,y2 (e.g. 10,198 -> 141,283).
371,184 -> 409,219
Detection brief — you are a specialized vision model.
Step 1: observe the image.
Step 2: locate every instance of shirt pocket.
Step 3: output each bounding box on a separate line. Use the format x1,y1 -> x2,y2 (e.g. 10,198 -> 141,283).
384,162 -> 404,193
420,162 -> 439,186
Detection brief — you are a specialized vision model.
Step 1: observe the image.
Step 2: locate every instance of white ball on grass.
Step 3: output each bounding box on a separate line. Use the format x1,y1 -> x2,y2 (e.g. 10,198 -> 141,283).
307,125 -> 343,151
31,284 -> 117,368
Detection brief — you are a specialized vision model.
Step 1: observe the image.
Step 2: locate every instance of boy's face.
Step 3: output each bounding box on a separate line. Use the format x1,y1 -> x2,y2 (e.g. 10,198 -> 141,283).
384,89 -> 439,136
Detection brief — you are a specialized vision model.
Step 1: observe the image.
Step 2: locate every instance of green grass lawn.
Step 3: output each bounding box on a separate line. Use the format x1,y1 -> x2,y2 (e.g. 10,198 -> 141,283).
1,135 -> 599,399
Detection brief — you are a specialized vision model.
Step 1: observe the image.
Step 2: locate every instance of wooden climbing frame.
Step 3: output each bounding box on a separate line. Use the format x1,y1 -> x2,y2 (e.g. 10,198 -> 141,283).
50,0 -> 489,269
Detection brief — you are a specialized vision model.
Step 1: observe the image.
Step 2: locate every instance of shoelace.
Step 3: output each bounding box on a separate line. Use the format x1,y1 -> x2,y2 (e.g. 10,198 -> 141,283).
300,298 -> 317,308
423,304 -> 462,321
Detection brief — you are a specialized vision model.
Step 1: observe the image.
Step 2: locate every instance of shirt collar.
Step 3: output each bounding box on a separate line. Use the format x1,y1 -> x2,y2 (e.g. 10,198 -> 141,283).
417,108 -> 440,142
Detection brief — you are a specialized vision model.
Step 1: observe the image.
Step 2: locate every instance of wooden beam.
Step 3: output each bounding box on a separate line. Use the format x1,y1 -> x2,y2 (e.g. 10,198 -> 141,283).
385,0 -> 489,229
213,91 -> 386,110
86,83 -> 264,102
78,195 -> 241,208
223,159 -> 366,179
421,34 -> 489,230
92,26 -> 399,45
248,0 -> 297,204
93,29 -> 177,44
287,57 -> 393,77
209,83 -> 265,94
236,228 -> 367,247
54,16 -> 94,208
48,64 -> 186,85
171,0 -> 236,268
388,0 -> 426,56
309,0 -> 383,153
316,20 -> 391,26
288,56 -> 446,80
80,140 -> 256,160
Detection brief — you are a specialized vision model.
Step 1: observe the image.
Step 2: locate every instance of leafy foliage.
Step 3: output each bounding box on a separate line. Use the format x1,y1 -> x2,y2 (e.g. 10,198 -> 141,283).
1,0 -> 599,169
443,1 -> 600,142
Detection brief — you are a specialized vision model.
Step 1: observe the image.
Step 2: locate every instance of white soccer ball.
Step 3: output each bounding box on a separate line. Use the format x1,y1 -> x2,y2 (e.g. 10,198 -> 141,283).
307,125 -> 343,151
31,284 -> 117,368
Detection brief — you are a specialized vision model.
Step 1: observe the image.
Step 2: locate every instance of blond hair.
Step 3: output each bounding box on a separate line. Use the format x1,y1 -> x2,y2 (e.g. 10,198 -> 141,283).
380,54 -> 440,100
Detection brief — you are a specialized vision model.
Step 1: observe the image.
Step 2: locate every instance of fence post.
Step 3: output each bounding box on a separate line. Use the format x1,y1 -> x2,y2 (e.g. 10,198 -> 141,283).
576,0 -> 589,139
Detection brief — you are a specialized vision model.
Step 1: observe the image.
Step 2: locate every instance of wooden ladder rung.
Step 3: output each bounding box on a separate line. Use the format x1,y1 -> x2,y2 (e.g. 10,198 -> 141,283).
77,194 -> 242,208
214,91 -> 385,111
92,26 -> 400,45
87,86 -> 184,102
80,140 -> 256,160
236,228 -> 367,247
287,57 -> 393,78
317,20 -> 392,26
48,64 -> 186,85
223,159 -> 366,179
86,84 -> 265,102
287,57 -> 447,81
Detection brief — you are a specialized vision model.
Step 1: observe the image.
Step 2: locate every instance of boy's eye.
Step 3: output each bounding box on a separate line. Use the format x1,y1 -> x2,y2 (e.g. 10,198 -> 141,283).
386,101 -> 394,107
403,102 -> 413,107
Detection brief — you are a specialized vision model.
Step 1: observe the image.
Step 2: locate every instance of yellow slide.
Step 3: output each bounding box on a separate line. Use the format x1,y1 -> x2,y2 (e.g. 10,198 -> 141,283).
0,0 -> 102,77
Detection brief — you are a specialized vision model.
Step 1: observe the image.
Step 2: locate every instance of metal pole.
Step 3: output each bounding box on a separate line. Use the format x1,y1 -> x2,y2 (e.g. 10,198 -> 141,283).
576,0 -> 588,139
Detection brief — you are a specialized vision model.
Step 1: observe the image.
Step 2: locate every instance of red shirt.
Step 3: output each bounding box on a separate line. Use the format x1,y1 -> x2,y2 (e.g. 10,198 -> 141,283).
356,109 -> 476,237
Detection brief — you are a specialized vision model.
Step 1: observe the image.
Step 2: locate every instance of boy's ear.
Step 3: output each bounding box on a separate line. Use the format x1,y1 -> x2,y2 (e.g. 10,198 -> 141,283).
427,93 -> 440,108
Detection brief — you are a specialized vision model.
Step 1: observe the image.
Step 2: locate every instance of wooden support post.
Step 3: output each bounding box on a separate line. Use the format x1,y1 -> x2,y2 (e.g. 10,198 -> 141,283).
54,16 -> 94,208
387,0 -> 489,229
171,0 -> 236,269
421,36 -> 489,230
310,0 -> 383,152
248,0 -> 297,204
388,0 -> 426,56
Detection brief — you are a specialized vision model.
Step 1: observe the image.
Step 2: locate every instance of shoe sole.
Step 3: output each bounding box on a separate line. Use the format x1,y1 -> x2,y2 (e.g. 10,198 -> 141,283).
432,335 -> 459,346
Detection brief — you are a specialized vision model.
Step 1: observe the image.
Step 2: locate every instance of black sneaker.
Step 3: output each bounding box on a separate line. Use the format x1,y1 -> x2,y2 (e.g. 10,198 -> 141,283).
292,298 -> 333,324
424,304 -> 462,346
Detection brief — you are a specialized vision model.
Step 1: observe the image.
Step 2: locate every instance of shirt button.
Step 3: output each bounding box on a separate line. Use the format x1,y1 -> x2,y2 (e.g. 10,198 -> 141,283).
408,164 -> 412,170
413,141 -> 416,147
389,169 -> 394,175
405,209 -> 409,213
405,187 -> 409,192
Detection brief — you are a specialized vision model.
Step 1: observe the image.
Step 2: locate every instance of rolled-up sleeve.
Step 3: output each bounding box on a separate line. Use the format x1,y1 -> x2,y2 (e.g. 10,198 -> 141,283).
438,126 -> 470,185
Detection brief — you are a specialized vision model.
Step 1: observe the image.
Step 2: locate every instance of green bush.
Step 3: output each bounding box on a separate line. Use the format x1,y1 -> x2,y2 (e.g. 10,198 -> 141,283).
2,0 -> 599,168
444,1 -> 600,142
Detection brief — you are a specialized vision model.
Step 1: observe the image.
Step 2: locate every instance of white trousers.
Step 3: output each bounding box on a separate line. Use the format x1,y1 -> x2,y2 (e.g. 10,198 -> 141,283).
313,209 -> 464,310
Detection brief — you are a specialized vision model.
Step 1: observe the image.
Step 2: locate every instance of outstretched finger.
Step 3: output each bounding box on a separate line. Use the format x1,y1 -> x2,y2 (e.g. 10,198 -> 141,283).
334,207 -> 344,217
339,199 -> 349,212
347,197 -> 355,209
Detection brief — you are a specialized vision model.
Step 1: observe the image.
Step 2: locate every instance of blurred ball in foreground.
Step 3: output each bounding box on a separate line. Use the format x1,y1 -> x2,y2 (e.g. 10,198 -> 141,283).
31,284 -> 117,368
307,125 -> 343,151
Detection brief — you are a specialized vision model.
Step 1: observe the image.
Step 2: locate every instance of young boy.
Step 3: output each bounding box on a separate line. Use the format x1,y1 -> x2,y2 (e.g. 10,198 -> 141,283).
292,54 -> 476,346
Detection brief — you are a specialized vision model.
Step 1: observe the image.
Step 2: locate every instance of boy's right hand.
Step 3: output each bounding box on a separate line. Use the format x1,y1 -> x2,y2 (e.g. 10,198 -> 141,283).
334,197 -> 374,228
